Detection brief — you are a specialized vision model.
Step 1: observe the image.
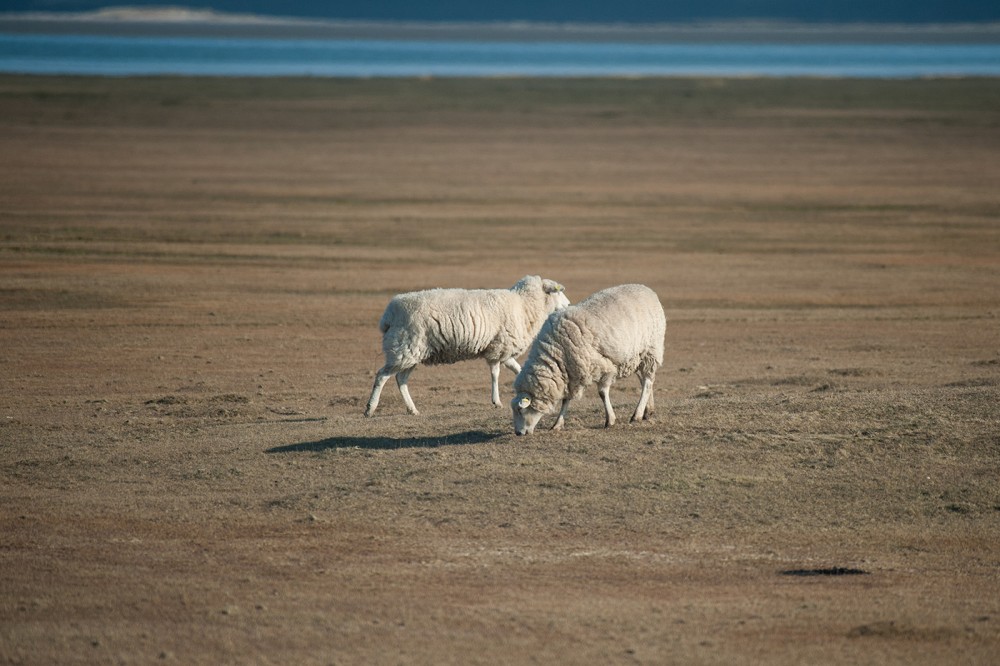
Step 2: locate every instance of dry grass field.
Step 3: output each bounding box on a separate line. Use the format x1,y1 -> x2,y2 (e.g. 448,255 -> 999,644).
1,75 -> 999,664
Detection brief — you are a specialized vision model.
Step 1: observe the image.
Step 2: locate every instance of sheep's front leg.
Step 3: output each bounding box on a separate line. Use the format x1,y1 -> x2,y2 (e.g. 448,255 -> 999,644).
598,375 -> 616,428
631,375 -> 655,423
551,399 -> 571,430
490,358 -> 522,407
396,367 -> 419,415
364,367 -> 394,417
489,362 -> 502,407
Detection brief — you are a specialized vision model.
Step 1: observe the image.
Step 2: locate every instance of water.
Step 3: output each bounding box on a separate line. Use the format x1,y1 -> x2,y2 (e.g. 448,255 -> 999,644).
2,33 -> 999,77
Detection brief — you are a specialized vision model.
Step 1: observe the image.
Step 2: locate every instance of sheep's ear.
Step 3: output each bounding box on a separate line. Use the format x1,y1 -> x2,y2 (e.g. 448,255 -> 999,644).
542,279 -> 564,294
518,396 -> 532,409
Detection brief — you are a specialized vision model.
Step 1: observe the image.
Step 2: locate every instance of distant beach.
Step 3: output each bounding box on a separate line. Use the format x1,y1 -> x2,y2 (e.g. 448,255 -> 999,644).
3,8 -> 1000,44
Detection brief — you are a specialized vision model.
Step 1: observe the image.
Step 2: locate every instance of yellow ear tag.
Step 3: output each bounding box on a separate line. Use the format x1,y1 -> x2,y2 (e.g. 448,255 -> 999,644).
518,396 -> 532,409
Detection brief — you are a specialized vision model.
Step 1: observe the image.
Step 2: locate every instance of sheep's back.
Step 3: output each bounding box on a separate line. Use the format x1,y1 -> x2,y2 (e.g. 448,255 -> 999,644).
563,284 -> 665,373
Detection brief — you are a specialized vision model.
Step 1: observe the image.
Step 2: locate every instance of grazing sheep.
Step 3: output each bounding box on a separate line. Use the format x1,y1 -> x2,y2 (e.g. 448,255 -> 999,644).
364,275 -> 570,417
511,283 -> 665,435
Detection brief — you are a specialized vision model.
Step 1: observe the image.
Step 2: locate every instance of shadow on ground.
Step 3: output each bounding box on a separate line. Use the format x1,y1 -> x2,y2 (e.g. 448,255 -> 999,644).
266,430 -> 504,453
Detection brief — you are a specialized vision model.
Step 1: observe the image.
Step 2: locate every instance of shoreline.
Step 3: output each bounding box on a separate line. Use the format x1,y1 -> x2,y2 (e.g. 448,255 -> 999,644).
3,13 -> 1000,43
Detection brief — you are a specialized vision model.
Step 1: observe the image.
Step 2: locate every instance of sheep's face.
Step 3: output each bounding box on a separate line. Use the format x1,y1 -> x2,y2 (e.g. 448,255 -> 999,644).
542,280 -> 570,314
511,393 -> 545,436
547,290 -> 570,313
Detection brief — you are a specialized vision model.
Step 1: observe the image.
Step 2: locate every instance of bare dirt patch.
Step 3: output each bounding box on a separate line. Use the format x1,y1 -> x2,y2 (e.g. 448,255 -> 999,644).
1,76 -> 999,664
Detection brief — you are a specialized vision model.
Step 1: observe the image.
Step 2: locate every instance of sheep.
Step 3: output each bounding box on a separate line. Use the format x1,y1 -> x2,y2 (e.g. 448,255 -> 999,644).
511,283 -> 665,435
364,275 -> 570,417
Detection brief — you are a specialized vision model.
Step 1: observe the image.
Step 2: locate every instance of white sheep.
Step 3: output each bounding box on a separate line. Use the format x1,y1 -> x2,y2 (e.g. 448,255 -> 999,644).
511,283 -> 665,435
364,275 -> 570,417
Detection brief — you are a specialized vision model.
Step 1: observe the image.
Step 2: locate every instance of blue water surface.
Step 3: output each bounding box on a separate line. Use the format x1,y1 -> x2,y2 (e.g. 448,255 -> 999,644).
1,33 -> 999,77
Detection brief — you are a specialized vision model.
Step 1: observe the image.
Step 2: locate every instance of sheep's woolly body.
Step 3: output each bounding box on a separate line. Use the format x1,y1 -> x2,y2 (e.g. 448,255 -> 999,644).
365,275 -> 569,416
381,286 -> 547,368
513,284 -> 665,433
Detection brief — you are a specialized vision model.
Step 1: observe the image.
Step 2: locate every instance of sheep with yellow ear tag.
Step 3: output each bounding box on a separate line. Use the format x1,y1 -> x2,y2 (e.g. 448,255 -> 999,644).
511,284 -> 665,435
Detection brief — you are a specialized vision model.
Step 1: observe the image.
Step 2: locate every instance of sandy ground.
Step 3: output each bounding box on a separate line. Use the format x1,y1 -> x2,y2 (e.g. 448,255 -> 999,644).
1,76 -> 999,664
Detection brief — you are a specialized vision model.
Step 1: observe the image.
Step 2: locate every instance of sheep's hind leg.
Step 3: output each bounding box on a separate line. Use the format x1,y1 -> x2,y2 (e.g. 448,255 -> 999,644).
551,399 -> 571,430
598,375 -> 616,428
364,367 -> 394,417
631,374 -> 655,423
503,357 -> 522,374
396,367 -> 419,415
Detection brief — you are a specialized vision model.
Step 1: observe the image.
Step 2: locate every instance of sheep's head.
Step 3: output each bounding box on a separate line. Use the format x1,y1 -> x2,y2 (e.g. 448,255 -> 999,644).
541,279 -> 570,313
511,393 -> 546,436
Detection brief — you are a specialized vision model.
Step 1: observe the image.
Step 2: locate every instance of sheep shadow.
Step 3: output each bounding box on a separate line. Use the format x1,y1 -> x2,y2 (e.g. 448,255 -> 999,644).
266,429 -> 504,453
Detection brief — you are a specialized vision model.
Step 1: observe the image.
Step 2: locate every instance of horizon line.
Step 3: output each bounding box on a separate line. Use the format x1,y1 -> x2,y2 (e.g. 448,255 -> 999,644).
3,8 -> 1000,44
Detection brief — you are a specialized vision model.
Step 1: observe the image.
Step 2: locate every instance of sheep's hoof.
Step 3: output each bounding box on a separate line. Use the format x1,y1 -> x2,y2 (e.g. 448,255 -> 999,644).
631,409 -> 654,423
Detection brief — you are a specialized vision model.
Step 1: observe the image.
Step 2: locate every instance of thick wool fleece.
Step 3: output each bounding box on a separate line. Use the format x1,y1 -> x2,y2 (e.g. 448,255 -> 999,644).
365,275 -> 569,416
514,283 -> 665,417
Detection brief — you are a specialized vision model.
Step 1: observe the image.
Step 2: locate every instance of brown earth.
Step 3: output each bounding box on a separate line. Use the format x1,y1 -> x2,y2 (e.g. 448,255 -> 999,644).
1,76 -> 999,664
